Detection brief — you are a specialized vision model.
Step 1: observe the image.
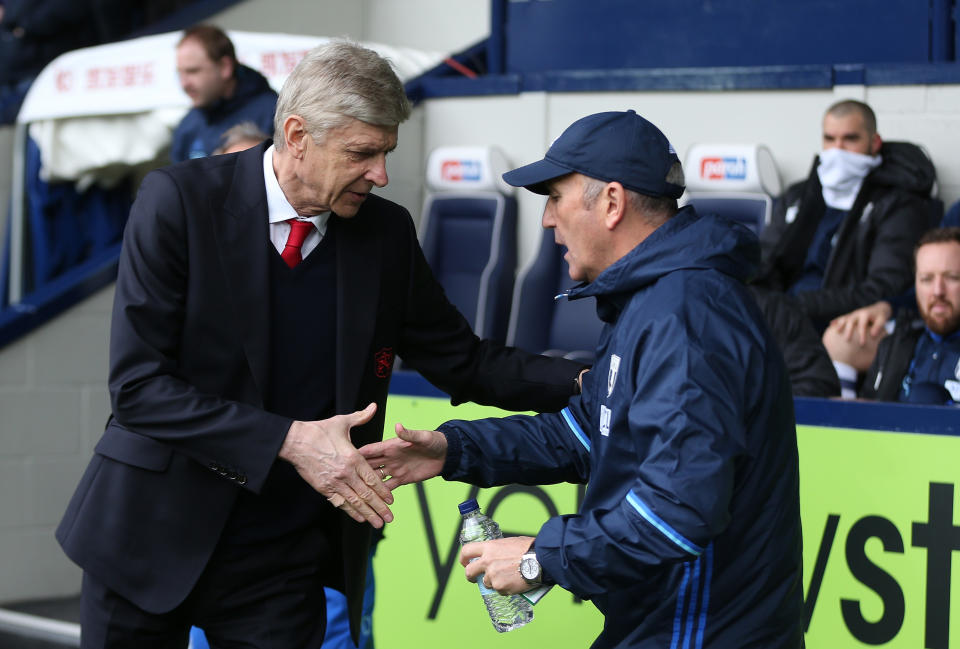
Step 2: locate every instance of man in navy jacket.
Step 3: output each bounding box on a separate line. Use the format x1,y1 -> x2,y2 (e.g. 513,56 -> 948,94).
363,111 -> 803,648
57,41 -> 584,649
171,24 -> 277,162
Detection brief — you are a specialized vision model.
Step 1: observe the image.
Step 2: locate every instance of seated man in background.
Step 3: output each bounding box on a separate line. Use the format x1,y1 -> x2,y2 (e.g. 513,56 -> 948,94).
821,197 -> 960,394
753,99 -> 936,331
829,227 -> 960,404
172,24 -> 277,162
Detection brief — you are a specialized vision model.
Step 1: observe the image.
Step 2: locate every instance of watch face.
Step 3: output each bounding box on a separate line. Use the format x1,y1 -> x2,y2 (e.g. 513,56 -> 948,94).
520,556 -> 540,581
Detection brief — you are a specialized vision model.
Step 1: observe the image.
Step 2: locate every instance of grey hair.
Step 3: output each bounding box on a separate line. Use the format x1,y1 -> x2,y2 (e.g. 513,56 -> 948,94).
580,166 -> 680,223
213,121 -> 269,154
273,40 -> 412,150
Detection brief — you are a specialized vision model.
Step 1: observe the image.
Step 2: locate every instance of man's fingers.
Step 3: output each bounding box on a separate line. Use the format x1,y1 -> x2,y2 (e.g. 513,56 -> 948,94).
460,541 -> 483,566
330,483 -> 390,528
346,466 -> 394,520
356,460 -> 394,503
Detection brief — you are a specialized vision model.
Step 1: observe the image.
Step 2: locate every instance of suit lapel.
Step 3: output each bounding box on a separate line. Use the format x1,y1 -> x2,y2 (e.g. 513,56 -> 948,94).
213,143 -> 272,401
335,209 -> 381,413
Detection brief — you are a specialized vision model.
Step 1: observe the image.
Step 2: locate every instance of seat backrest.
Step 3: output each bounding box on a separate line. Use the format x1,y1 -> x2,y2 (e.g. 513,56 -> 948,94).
506,227 -> 603,362
420,146 -> 517,342
682,143 -> 782,234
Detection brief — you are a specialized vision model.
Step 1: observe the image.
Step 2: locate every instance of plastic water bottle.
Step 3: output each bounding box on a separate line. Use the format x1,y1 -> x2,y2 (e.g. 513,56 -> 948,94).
458,499 -> 534,632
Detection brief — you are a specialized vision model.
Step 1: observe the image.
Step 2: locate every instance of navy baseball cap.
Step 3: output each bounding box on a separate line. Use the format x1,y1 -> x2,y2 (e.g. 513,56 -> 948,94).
502,110 -> 684,199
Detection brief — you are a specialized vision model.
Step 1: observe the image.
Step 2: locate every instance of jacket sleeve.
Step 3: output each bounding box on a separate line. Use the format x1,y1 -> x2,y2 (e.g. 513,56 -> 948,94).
109,170 -> 291,492
796,191 -> 928,322
396,215 -> 586,413
532,318 -> 750,598
439,401 -> 592,488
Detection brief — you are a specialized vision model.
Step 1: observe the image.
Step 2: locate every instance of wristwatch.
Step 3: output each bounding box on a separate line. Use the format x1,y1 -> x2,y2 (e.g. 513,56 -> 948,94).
519,551 -> 543,585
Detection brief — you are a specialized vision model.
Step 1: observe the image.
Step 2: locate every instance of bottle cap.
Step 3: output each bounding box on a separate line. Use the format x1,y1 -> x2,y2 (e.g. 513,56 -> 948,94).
458,499 -> 480,515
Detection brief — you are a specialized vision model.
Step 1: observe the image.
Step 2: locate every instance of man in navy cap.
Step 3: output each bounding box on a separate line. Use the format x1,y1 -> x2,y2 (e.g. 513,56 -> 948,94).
361,110 -> 803,648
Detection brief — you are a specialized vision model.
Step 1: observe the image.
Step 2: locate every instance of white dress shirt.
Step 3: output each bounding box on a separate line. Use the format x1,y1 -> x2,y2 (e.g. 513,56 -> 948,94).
263,145 -> 330,259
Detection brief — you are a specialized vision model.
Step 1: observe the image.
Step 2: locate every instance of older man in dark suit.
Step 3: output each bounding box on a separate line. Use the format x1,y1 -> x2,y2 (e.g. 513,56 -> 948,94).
56,40 -> 584,649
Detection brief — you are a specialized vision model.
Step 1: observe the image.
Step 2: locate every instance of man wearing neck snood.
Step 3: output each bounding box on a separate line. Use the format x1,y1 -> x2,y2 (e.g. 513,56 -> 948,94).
754,99 -> 936,332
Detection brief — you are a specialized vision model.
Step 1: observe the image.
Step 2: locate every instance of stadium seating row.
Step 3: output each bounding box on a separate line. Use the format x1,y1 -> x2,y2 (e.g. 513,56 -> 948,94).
419,143 -> 788,361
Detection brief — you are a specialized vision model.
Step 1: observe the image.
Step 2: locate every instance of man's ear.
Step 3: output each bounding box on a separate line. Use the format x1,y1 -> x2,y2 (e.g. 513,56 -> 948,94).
871,133 -> 883,156
218,56 -> 235,82
603,182 -> 627,230
283,115 -> 308,159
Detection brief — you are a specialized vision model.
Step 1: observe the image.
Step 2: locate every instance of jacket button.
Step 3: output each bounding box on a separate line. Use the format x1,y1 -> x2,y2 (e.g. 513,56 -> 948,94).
237,475 -> 247,485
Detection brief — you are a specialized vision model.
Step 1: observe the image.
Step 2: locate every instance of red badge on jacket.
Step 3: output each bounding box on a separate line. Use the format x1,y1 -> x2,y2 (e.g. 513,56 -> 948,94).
374,347 -> 394,379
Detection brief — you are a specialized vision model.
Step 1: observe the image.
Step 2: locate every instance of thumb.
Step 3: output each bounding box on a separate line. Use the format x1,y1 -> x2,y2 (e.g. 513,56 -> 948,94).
348,402 -> 377,427
395,422 -> 431,445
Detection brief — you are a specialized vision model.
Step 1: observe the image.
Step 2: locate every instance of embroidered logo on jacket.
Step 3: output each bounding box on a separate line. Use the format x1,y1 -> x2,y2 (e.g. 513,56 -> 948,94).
608,354 -> 621,397
374,347 -> 394,379
599,405 -> 612,437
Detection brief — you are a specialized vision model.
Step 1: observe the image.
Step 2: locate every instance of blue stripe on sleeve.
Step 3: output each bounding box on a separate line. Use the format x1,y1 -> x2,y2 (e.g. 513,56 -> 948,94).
625,490 -> 704,556
560,407 -> 591,452
670,562 -> 691,649
683,556 -> 701,649
694,544 -> 713,649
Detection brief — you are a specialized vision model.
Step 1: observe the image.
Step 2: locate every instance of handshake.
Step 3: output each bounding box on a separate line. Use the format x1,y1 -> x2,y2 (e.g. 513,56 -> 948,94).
278,402 -> 537,597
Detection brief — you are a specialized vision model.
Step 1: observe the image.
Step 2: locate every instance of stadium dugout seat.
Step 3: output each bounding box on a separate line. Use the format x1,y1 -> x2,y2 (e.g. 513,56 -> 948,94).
506,227 -> 603,364
681,143 -> 783,234
420,146 -> 518,343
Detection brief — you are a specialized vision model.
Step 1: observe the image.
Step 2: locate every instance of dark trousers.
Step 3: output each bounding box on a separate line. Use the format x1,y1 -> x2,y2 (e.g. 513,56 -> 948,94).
80,525 -> 331,649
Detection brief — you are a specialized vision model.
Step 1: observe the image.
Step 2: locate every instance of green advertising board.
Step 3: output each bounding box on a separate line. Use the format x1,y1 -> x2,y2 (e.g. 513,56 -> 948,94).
373,396 -> 959,648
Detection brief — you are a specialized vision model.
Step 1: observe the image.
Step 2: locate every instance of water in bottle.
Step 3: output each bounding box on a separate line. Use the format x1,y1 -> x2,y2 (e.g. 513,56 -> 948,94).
458,498 -> 534,632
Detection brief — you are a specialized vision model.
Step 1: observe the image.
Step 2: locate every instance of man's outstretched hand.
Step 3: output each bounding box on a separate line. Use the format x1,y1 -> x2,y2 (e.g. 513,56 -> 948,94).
358,423 -> 448,491
280,403 -> 394,528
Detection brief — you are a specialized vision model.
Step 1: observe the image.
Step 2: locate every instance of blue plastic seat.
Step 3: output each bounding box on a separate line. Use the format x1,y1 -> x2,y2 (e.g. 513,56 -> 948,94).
419,146 -> 518,343
506,227 -> 602,362
682,143 -> 783,234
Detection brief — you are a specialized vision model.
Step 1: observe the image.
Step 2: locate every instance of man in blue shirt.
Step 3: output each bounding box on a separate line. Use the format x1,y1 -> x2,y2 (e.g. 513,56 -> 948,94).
859,227 -> 960,404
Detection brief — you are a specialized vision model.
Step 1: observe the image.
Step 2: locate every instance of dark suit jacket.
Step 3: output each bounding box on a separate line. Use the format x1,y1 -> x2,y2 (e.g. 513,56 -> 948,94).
56,141 -> 582,641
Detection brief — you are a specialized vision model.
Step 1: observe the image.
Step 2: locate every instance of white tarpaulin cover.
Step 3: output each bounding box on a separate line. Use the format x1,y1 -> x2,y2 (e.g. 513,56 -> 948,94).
17,30 -> 445,186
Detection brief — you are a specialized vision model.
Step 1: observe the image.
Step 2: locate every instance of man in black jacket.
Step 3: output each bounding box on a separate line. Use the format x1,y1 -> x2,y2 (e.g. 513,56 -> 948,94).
754,100 -> 936,331
57,40 -> 585,649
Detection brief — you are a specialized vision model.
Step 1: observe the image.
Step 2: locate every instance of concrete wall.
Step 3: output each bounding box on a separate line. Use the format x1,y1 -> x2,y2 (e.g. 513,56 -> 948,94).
0,286 -> 113,602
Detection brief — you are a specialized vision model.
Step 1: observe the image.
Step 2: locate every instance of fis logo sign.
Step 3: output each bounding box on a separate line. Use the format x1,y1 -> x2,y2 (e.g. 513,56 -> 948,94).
441,159 -> 482,182
700,157 -> 747,181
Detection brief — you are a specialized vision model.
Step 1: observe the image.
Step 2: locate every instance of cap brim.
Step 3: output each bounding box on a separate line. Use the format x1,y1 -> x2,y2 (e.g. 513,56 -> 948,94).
502,158 -> 573,195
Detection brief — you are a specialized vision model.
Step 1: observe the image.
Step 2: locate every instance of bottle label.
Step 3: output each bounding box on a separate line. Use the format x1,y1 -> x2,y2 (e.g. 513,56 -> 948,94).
476,575 -> 496,597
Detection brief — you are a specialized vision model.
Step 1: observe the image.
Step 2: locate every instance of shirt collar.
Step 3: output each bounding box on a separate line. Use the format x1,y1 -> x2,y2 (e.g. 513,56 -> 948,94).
924,326 -> 960,344
262,144 -> 329,234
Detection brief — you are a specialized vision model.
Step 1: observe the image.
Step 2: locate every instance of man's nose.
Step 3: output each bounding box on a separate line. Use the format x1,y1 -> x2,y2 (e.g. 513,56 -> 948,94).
541,204 -> 556,229
933,276 -> 947,295
366,155 -> 388,187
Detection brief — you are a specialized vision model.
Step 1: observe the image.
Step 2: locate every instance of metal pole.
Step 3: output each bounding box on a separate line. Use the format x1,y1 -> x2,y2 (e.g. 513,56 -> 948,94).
0,607 -> 80,646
